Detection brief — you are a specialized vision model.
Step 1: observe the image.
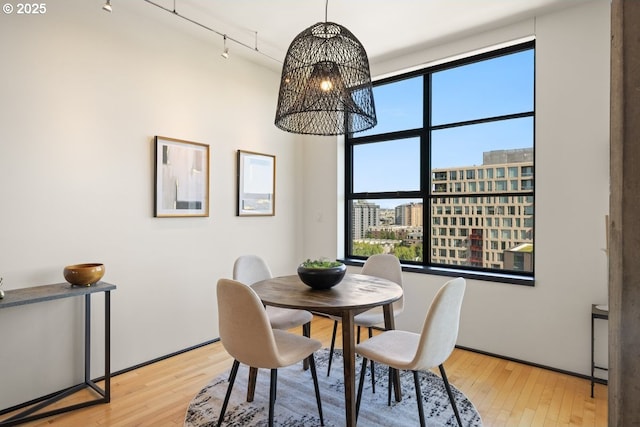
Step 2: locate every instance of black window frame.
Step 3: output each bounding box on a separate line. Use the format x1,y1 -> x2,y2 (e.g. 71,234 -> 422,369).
343,40 -> 535,286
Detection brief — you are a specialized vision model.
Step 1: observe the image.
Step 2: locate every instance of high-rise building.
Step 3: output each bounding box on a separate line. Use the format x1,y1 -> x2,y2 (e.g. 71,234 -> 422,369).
395,202 -> 423,226
352,200 -> 380,240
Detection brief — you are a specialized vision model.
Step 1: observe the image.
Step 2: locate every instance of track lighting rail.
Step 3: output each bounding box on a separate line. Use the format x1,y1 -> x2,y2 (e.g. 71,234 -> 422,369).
141,0 -> 282,64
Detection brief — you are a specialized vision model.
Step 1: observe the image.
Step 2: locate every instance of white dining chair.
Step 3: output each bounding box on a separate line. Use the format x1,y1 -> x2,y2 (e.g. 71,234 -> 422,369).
355,277 -> 466,427
233,255 -> 313,335
327,253 -> 404,394
216,278 -> 324,427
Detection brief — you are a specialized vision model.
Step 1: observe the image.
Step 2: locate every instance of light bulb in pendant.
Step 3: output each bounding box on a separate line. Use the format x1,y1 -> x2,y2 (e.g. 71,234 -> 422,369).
320,79 -> 333,92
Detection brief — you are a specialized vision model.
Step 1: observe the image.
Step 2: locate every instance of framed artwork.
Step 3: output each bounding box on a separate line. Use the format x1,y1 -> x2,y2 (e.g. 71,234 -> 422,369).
154,136 -> 209,217
237,150 -> 275,216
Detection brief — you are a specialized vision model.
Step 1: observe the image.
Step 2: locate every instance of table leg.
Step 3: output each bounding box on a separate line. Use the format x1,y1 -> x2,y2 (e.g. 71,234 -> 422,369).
383,303 -> 402,402
105,291 -> 111,402
303,322 -> 310,370
591,313 -> 595,398
84,294 -> 91,385
341,312 -> 356,427
247,367 -> 258,402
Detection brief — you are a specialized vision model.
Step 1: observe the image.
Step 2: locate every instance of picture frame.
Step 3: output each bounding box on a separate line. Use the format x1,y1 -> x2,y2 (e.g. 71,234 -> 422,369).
154,136 -> 209,217
237,150 -> 275,216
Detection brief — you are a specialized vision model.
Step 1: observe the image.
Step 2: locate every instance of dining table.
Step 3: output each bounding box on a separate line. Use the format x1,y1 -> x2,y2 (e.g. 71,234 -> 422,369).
251,273 -> 404,427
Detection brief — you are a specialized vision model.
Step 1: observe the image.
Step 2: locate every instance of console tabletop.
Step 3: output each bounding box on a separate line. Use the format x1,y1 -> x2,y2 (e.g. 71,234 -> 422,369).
0,281 -> 115,309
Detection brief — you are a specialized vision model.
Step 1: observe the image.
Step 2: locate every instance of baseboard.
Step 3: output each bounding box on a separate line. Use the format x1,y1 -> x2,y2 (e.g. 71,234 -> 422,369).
455,344 -> 607,384
110,338 -> 221,378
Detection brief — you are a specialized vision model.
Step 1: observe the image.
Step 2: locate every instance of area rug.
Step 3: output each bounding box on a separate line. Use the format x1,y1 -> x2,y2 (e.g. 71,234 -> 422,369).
184,348 -> 482,426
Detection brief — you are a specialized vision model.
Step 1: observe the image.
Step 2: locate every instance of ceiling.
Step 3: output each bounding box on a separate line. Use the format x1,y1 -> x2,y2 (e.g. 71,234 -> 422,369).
137,0 -> 586,71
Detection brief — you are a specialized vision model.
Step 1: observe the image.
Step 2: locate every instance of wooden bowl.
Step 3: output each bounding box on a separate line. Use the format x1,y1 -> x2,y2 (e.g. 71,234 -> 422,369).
63,263 -> 105,286
297,263 -> 346,290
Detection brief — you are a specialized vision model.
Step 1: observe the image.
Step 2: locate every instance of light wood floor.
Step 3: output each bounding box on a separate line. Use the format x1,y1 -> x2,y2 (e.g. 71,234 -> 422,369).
6,315 -> 607,427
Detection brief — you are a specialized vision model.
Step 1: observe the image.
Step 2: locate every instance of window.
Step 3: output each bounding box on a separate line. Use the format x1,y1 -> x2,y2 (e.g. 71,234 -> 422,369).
513,253 -> 525,271
345,41 -> 535,280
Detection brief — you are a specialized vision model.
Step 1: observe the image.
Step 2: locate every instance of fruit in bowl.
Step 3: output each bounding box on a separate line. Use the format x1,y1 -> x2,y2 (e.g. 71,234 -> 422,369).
63,263 -> 105,286
297,259 -> 346,290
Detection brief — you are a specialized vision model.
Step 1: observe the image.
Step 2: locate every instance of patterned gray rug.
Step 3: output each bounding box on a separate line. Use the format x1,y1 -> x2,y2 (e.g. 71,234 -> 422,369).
184,348 -> 482,426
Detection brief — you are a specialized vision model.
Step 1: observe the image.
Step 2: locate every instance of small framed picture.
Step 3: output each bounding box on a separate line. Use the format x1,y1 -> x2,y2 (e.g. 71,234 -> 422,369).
154,136 -> 209,217
237,150 -> 275,216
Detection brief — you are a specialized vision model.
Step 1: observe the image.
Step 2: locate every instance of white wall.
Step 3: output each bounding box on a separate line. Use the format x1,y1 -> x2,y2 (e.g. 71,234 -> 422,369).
305,0 -> 611,375
0,0 -> 303,409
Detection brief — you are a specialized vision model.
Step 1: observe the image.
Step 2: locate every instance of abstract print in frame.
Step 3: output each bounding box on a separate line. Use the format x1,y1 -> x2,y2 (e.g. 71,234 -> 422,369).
237,150 -> 275,216
154,136 -> 210,217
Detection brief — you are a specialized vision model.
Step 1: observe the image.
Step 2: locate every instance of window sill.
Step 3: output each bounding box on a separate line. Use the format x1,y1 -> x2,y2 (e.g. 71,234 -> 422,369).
339,258 -> 534,287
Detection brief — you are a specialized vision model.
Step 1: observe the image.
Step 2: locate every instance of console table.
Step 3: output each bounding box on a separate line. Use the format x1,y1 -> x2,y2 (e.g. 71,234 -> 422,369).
0,281 -> 115,426
591,304 -> 608,398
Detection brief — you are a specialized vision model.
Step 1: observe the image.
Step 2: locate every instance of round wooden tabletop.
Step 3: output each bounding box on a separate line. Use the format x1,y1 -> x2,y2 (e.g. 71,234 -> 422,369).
251,273 -> 402,316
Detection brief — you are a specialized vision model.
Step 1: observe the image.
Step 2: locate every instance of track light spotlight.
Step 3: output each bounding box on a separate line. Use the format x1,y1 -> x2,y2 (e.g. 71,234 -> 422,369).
102,0 -> 112,12
221,35 -> 229,59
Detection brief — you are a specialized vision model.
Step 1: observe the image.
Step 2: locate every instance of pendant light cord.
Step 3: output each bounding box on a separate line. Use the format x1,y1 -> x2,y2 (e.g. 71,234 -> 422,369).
325,0 -> 328,23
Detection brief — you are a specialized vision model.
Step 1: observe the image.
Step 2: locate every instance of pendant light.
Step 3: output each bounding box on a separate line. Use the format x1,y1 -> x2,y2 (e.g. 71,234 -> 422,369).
274,2 -> 376,136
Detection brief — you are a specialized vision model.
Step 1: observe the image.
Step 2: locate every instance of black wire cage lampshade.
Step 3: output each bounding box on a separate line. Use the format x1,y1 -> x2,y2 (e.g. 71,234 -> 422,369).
274,21 -> 377,136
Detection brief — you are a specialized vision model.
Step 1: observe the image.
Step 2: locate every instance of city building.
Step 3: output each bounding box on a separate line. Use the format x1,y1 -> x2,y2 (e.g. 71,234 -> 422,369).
395,202 -> 423,226
431,148 -> 534,271
352,200 -> 380,240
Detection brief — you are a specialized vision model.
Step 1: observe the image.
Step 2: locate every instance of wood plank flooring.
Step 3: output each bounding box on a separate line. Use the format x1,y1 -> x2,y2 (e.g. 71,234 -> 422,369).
5,315 -> 607,426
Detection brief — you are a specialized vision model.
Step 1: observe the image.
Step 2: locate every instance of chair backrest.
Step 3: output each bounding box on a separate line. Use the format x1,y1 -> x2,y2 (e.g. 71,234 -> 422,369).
233,255 -> 272,285
361,254 -> 404,313
217,278 -> 281,368
412,277 -> 466,370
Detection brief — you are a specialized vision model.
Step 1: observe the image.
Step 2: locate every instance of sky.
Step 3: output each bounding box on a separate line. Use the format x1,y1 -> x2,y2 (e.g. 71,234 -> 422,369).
352,48 -> 534,208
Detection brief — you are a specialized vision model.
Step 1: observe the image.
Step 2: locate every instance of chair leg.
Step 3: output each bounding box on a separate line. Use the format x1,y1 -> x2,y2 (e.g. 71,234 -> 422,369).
413,371 -> 426,427
356,356 -> 368,421
217,359 -> 240,427
302,322 -> 311,370
269,369 -> 277,427
327,320 -> 338,376
303,321 -> 311,338
308,354 -> 325,426
439,364 -> 463,427
387,367 -> 393,406
368,327 -> 375,394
